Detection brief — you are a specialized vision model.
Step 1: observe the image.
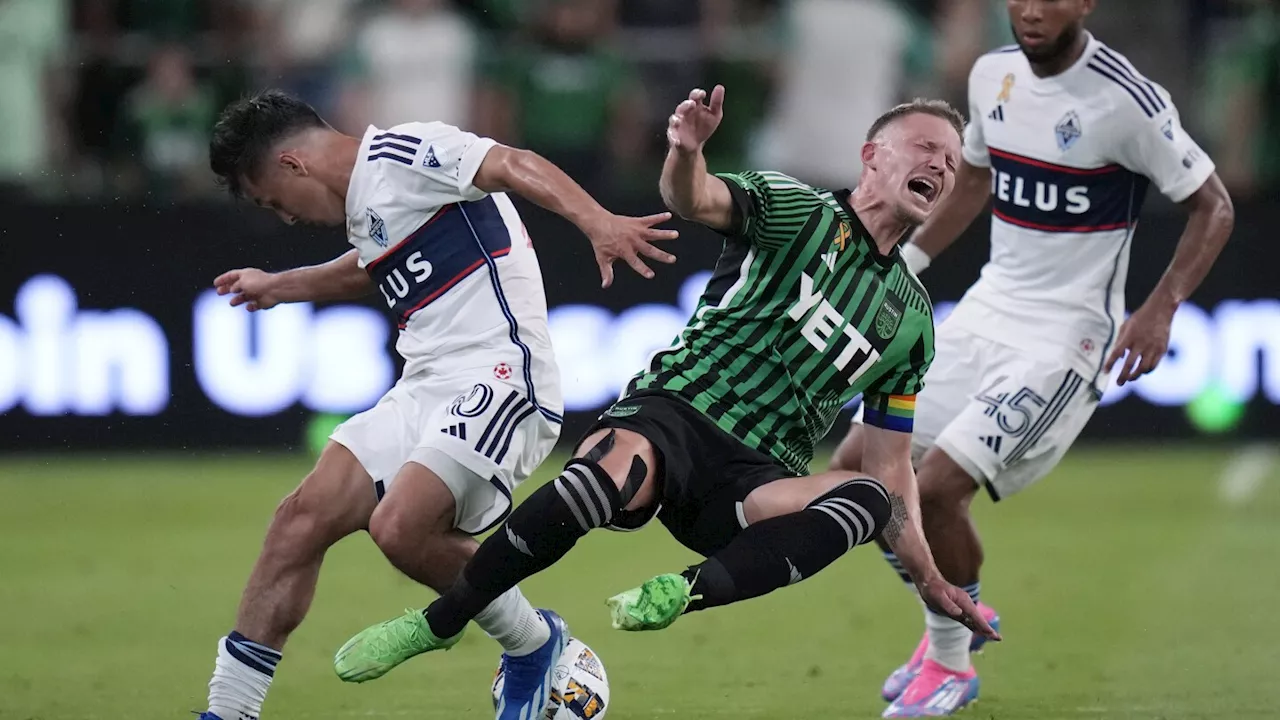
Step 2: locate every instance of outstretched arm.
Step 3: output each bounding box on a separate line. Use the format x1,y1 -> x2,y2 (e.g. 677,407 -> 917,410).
1105,172 -> 1234,385
473,146 -> 679,288
861,423 -> 1000,641
214,249 -> 372,311
659,85 -> 735,232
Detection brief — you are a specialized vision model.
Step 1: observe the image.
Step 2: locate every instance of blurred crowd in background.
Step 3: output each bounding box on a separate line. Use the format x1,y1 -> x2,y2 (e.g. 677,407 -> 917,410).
0,0 -> 1276,204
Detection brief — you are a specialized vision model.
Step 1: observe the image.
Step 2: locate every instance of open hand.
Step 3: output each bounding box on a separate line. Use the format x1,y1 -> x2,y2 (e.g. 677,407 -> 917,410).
584,212 -> 679,288
667,85 -> 725,153
919,577 -> 1002,642
1104,300 -> 1176,386
214,268 -> 281,312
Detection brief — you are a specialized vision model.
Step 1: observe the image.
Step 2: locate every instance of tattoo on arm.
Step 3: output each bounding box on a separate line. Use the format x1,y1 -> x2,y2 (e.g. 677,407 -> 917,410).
882,491 -> 909,545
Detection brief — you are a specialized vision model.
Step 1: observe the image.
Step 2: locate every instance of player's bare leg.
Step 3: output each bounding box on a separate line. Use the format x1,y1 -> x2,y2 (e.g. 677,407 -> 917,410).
609,469 -> 891,630
367,462 -> 476,593
917,448 -> 984,609
204,441 -> 376,720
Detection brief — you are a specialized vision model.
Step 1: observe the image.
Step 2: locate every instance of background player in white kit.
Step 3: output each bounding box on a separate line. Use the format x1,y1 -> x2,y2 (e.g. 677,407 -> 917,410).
195,90 -> 678,720
831,1 -> 1236,716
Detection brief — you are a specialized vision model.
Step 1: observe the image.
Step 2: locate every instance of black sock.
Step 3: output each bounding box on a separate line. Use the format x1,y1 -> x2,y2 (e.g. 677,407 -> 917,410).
682,479 -> 890,613
427,458 -> 621,638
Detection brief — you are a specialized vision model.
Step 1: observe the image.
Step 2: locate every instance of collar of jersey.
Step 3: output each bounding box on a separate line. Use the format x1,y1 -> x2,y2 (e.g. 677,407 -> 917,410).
831,188 -> 899,270
1020,31 -> 1099,92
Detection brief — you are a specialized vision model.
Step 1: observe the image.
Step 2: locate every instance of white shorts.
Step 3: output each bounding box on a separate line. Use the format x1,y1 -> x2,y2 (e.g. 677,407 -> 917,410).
897,322 -> 1099,501
330,371 -> 562,534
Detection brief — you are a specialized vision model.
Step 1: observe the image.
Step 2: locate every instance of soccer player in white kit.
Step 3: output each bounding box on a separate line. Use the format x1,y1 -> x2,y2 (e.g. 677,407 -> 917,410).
831,1 -> 1235,716
195,90 -> 678,720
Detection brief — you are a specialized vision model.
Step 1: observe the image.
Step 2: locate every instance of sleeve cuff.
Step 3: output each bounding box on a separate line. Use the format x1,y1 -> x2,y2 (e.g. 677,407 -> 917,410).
962,145 -> 990,169
1162,157 -> 1216,204
457,137 -> 500,200
714,174 -> 752,237
900,243 -> 931,275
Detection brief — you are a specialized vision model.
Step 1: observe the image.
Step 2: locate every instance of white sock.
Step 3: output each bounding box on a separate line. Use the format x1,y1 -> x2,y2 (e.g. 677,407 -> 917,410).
923,610 -> 972,673
473,586 -> 550,657
207,632 -> 278,720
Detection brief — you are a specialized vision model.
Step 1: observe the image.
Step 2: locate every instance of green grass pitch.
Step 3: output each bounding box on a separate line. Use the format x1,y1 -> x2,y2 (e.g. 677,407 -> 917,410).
1,446 -> 1278,719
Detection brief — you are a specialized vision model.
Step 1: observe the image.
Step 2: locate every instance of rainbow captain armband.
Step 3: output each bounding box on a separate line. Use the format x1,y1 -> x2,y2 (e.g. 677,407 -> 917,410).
862,393 -> 916,433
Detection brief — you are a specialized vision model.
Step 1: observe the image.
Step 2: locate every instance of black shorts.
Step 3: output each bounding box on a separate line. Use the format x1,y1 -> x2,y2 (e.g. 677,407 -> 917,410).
581,390 -> 793,557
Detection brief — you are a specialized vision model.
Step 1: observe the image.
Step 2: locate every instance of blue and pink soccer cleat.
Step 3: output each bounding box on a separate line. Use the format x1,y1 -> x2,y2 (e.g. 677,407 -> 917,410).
881,603 -> 999,703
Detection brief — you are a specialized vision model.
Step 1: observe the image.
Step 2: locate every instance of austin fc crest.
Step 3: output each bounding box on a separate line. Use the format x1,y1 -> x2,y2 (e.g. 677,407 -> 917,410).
367,207 -> 389,248
874,299 -> 903,339
1054,111 -> 1082,151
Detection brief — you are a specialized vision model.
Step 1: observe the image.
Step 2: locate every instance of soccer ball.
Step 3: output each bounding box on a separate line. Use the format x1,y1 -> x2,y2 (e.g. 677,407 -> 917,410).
490,638 -> 610,719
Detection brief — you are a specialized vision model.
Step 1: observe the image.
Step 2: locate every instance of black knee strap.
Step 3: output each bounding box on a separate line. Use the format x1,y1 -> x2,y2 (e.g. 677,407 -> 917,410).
806,478 -> 891,548
581,429 -> 616,464
620,455 -> 647,506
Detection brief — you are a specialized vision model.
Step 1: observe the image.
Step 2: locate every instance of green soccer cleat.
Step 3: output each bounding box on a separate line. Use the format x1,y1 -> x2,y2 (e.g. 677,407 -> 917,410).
333,608 -> 463,683
606,573 -> 700,631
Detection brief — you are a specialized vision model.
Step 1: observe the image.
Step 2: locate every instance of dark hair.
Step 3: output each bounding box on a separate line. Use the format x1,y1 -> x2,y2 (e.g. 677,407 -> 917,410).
209,89 -> 327,197
865,98 -> 966,142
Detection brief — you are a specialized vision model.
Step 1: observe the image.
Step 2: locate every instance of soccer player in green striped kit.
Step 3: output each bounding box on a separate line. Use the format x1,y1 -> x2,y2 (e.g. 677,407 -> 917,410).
334,86 -> 999,687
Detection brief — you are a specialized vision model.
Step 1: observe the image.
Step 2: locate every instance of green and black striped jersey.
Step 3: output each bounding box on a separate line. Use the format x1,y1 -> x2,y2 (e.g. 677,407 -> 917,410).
621,171 -> 935,475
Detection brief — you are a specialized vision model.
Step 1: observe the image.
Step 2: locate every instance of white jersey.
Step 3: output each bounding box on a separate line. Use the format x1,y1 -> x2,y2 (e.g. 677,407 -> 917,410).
343,121 -> 562,421
947,33 -> 1215,394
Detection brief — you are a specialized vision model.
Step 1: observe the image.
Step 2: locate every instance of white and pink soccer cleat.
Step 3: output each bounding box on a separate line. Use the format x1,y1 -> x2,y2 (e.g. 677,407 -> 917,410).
882,659 -> 980,718
880,603 -> 999,702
